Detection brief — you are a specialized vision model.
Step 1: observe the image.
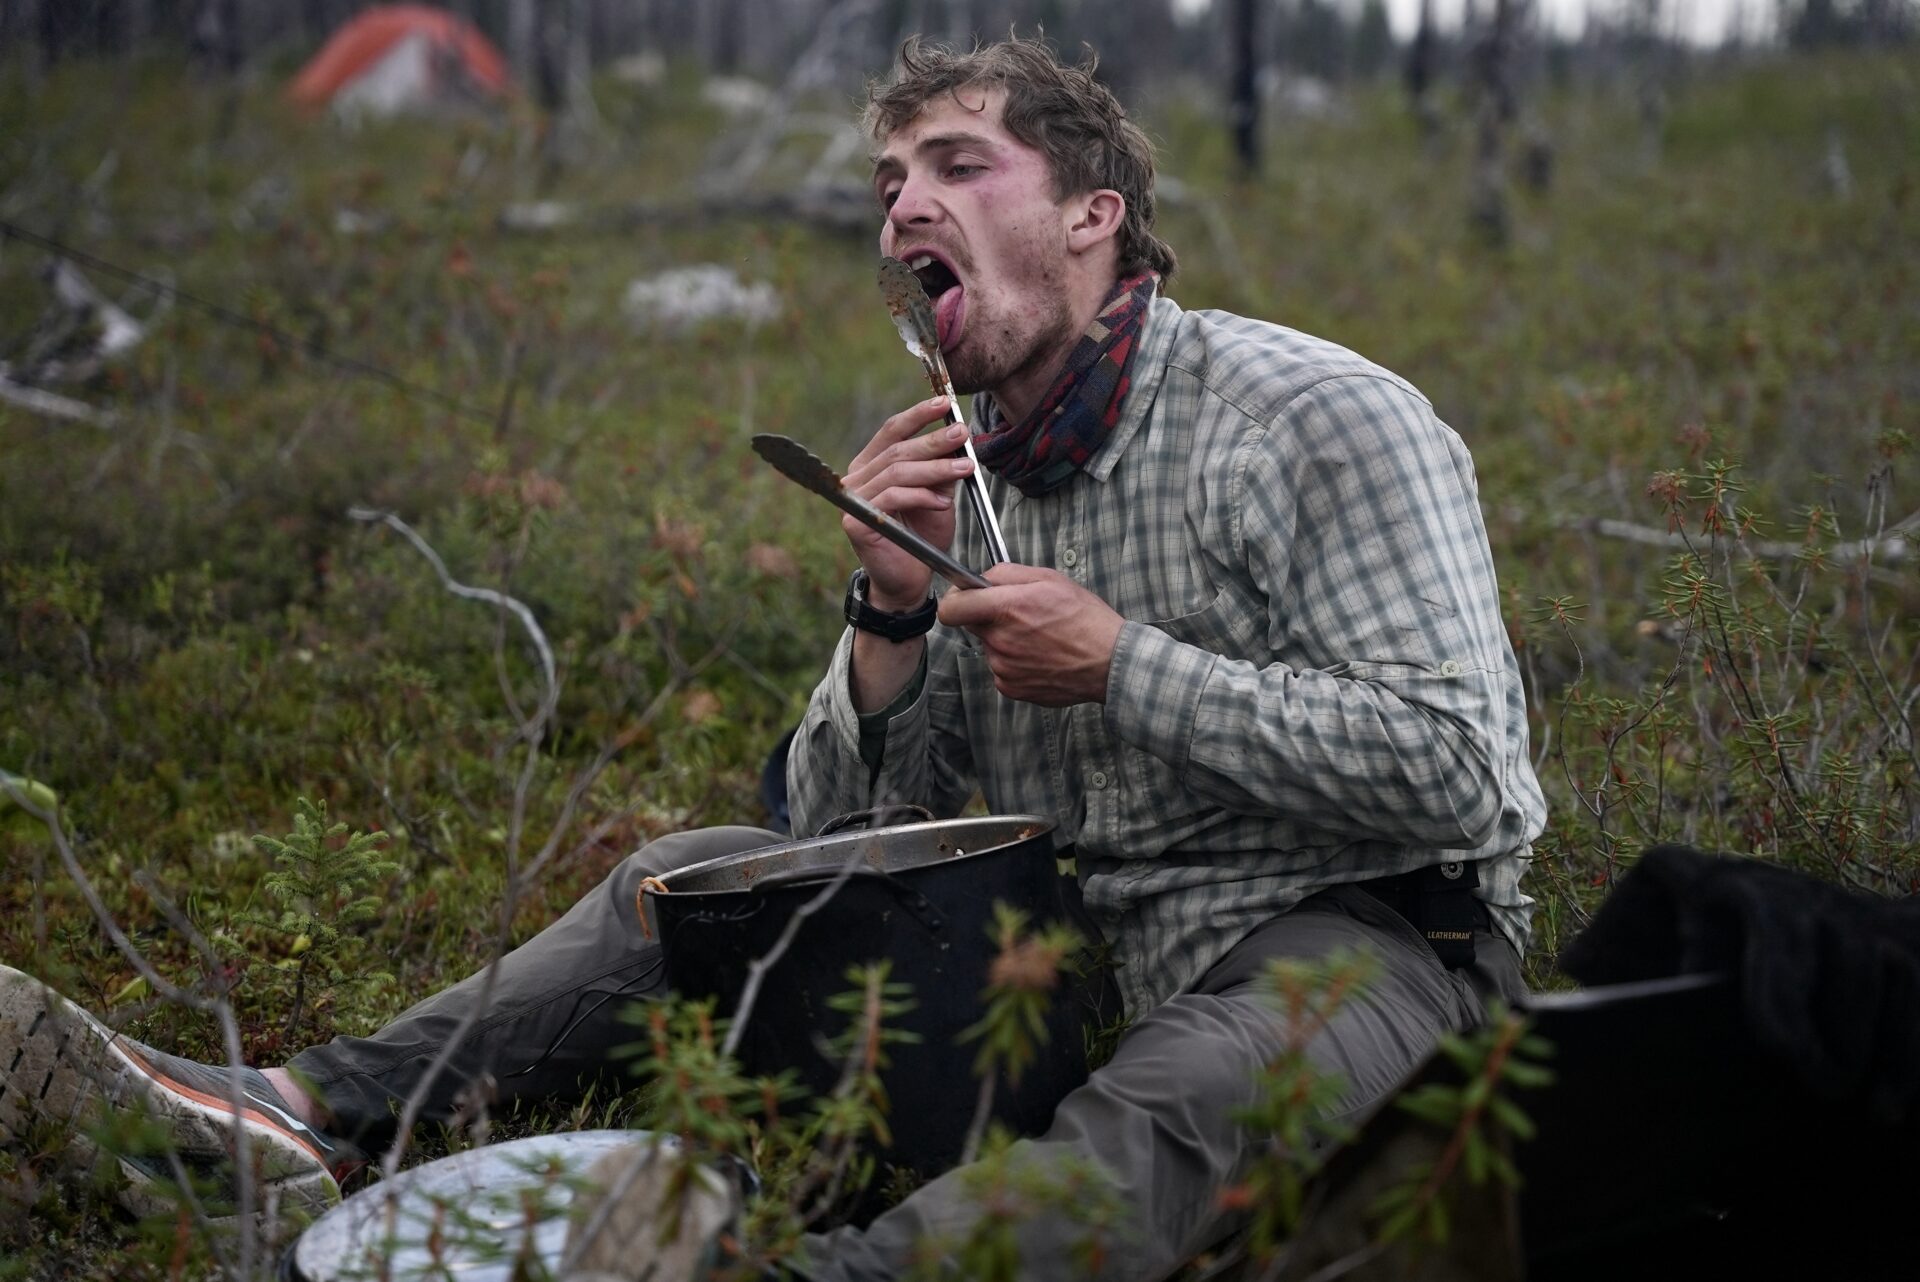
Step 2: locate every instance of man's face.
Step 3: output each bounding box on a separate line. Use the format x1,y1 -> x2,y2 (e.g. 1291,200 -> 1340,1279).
872,87 -> 1079,397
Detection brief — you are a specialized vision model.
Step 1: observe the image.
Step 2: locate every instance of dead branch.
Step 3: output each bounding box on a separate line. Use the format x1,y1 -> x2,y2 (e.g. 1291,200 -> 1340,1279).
344,507 -> 561,1187
1557,512 -> 1920,576
3,778 -> 261,1277
703,0 -> 881,194
0,373 -> 118,427
499,185 -> 876,240
716,842 -> 872,1063
347,508 -> 557,696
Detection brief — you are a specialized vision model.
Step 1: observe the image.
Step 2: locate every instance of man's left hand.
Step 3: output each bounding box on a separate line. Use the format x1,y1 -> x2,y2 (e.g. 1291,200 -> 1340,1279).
937,564 -> 1125,706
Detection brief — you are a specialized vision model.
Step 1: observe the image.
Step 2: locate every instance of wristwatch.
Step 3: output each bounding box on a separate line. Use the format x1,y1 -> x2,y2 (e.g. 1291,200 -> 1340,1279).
844,569 -> 937,642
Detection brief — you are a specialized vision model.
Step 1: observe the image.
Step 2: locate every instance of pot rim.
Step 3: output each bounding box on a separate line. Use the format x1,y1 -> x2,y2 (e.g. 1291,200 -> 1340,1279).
654,813 -> 1057,899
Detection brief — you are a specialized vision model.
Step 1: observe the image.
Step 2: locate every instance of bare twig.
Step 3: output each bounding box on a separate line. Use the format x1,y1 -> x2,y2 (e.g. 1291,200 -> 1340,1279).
344,507 -> 562,1187
1558,511 -> 1919,581
716,843 -> 870,1064
4,778 -> 260,1278
0,373 -> 117,427
347,508 -> 556,696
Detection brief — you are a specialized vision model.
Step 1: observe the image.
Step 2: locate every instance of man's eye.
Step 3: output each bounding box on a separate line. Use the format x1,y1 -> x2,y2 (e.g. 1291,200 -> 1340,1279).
946,164 -> 978,179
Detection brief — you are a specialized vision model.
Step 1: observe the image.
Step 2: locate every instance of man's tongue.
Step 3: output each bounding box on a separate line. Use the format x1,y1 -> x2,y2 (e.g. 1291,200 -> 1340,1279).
934,285 -> 966,353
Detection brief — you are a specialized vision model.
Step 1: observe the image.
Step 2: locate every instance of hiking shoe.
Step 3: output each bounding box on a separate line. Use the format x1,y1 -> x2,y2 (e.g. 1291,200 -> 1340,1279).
0,963 -> 363,1224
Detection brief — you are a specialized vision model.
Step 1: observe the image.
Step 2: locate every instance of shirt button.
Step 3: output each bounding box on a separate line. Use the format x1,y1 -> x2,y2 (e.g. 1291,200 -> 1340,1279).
1061,547 -> 1079,568
1089,770 -> 1109,789
1440,659 -> 1462,677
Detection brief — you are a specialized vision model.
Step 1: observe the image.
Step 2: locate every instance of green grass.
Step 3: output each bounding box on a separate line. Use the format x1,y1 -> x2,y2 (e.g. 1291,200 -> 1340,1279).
1,46 -> 1916,1274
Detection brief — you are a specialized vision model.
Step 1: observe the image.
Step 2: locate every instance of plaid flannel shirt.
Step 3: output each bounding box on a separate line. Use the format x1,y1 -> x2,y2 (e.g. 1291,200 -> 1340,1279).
789,292 -> 1545,1019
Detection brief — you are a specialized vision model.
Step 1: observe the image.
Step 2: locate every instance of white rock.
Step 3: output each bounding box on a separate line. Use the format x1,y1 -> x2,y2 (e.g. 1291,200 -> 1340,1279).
623,265 -> 780,334
701,76 -> 774,117
611,52 -> 667,88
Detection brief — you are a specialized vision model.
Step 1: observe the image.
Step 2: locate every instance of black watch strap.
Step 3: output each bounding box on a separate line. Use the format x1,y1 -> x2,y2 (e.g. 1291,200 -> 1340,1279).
845,570 -> 937,642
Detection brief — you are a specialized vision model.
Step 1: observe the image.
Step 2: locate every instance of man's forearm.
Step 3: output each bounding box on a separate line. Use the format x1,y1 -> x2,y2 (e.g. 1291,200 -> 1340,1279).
851,631 -> 926,713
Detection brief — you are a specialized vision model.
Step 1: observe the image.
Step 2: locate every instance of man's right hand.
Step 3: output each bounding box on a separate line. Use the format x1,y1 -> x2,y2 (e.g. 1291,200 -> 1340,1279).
842,396 -> 974,612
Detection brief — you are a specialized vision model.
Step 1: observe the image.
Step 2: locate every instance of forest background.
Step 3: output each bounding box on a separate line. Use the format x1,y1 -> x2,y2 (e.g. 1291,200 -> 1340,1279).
0,0 -> 1915,1275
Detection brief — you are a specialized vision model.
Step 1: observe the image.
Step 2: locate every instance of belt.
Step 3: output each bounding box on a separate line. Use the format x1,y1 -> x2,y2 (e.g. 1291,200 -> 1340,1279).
1358,861 -> 1489,969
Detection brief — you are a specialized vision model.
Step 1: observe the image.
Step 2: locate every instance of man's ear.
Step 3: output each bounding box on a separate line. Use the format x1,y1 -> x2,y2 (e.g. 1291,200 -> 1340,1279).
1065,190 -> 1125,256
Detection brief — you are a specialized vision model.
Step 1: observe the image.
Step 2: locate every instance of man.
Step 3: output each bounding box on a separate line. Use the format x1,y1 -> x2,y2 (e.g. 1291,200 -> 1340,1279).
0,37 -> 1543,1280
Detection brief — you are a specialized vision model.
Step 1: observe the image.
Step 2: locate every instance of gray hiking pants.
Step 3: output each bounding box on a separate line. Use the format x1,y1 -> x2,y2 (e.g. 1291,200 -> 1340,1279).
289,827 -> 1526,1281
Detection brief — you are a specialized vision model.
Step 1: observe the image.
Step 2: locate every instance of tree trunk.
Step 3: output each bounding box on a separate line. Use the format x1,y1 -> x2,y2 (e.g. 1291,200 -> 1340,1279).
534,1 -> 565,111
1228,0 -> 1259,178
508,0 -> 537,93
37,0 -> 64,64
1406,0 -> 1439,139
708,0 -> 743,73
1470,0 -> 1515,245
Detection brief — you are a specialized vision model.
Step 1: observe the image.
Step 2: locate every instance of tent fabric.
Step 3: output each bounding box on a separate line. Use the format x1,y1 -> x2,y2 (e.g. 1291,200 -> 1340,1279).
289,5 -> 510,110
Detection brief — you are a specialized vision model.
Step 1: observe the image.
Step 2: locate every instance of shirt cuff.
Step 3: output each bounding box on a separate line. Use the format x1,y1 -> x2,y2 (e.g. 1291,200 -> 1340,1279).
1103,620 -> 1218,773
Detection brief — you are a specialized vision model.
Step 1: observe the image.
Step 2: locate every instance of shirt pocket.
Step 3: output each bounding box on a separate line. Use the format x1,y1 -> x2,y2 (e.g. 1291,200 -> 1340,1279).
1142,577 -> 1262,659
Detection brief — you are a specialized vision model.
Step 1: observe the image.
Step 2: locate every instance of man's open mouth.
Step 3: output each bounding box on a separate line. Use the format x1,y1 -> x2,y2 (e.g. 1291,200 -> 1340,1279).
905,252 -> 966,352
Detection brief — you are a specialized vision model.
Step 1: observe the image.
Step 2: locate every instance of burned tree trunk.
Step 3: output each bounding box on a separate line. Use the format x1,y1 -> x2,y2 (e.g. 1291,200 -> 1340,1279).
1469,0 -> 1517,245
1228,0 -> 1259,179
1405,0 -> 1440,141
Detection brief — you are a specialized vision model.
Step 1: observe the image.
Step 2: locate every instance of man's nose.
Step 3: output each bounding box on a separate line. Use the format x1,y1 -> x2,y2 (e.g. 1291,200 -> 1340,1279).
886,173 -> 940,233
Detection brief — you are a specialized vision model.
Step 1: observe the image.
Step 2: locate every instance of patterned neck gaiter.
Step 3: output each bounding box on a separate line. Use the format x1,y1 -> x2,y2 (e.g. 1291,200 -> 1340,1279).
971,271 -> 1159,498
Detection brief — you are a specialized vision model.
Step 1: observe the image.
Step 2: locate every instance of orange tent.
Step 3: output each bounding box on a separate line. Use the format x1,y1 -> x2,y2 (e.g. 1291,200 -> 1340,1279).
289,5 -> 510,114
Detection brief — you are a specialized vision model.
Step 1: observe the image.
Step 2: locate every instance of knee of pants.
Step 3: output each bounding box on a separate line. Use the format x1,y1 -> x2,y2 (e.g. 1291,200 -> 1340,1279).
624,825 -> 783,881
618,827 -> 781,945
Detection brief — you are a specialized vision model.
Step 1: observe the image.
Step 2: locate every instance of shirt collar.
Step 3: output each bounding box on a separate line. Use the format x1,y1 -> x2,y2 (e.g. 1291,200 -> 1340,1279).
1086,290 -> 1182,483
966,288 -> 1184,494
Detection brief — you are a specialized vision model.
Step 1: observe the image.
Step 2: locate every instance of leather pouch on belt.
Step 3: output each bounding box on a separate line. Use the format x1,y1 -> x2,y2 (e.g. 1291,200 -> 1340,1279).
1414,860 -> 1482,969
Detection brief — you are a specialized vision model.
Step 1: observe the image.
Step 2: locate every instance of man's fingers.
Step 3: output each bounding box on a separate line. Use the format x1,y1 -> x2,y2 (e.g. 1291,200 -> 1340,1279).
981,563 -> 1055,587
852,456 -> 971,503
848,426 -> 971,494
937,584 -> 1006,629
849,397 -> 953,473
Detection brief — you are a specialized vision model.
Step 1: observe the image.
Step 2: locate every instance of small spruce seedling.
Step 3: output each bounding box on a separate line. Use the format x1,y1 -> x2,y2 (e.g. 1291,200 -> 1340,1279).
248,797 -> 399,1041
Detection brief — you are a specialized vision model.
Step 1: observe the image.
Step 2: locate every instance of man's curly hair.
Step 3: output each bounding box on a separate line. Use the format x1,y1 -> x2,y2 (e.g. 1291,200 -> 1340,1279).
864,36 -> 1178,282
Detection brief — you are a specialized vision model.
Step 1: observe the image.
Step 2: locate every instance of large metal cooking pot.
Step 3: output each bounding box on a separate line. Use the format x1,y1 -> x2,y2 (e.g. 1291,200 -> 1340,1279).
650,810 -> 1109,1200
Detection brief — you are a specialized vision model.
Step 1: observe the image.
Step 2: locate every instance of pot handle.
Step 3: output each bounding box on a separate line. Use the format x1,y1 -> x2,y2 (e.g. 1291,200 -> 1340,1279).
815,805 -> 935,837
749,864 -> 946,936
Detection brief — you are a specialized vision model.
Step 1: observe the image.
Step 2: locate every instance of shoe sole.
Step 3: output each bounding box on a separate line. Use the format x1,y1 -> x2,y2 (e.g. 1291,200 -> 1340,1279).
0,964 -> 340,1224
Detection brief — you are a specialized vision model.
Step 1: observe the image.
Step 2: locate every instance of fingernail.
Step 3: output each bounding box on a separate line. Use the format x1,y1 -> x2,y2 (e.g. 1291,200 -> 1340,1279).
946,424 -> 967,441
953,458 -> 972,473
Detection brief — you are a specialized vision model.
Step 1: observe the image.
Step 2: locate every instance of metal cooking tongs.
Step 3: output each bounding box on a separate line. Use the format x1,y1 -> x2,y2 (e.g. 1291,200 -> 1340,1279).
877,256 -> 1011,566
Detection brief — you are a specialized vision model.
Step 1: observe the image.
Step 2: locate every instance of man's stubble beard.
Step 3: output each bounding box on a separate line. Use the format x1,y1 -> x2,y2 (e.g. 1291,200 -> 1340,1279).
945,293 -> 1078,407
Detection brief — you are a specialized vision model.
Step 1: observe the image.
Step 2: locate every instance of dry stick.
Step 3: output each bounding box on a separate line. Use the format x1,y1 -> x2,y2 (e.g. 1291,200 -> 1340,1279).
801,967 -> 889,1223
1561,511 -> 1920,583
130,867 -> 267,1270
1281,1237 -> 1395,1282
0,373 -> 117,426
1686,519 -> 1848,875
1601,628 -> 1692,849
2,779 -> 259,1280
518,575 -> 746,870
342,509 -> 560,1200
957,1065 -> 996,1169
0,218 -> 498,427
348,508 -> 556,695
717,841 -> 871,1064
511,619 -> 743,895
